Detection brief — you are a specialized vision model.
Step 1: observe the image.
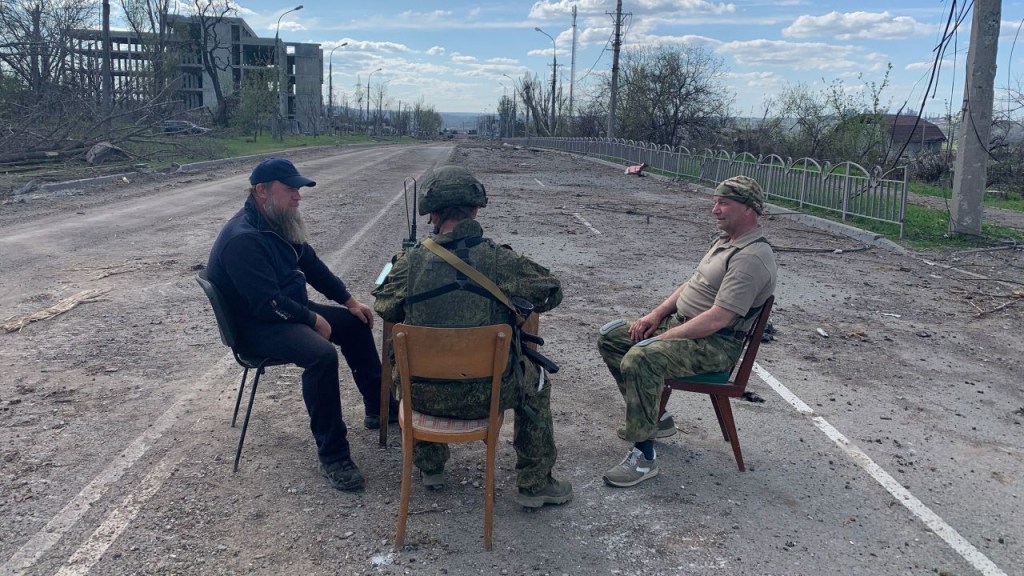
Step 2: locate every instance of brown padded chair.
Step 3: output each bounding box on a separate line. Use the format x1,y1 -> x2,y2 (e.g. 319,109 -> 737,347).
390,323 -> 512,551
658,295 -> 774,472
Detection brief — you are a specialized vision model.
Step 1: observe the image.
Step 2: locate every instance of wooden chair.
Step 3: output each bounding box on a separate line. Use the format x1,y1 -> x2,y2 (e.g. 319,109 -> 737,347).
196,270 -> 289,472
378,314 -> 538,448
658,295 -> 774,472
390,323 -> 512,551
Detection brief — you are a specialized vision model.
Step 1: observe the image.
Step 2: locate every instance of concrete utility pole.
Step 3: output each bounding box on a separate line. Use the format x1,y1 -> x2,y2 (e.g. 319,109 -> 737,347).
101,0 -> 112,112
951,0 -> 1001,237
569,5 -> 577,134
607,0 -> 624,139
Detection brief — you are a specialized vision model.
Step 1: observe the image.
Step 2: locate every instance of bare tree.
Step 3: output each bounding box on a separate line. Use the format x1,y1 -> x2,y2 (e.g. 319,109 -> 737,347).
189,0 -> 236,127
0,0 -> 95,95
118,0 -> 179,103
411,98 -> 442,138
614,45 -> 731,147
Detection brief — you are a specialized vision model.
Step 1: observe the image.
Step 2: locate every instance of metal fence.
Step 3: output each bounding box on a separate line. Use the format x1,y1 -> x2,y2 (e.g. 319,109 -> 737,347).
508,136 -> 908,238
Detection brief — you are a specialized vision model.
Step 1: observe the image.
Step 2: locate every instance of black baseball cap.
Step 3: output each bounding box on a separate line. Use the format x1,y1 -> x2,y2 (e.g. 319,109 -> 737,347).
249,158 -> 316,188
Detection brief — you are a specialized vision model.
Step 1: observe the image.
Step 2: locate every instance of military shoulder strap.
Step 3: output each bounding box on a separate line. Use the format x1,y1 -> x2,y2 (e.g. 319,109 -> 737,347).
421,238 -> 517,316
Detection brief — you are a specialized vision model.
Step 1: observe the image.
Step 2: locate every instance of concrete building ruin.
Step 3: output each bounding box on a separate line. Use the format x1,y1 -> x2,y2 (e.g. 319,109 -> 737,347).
68,15 -> 322,133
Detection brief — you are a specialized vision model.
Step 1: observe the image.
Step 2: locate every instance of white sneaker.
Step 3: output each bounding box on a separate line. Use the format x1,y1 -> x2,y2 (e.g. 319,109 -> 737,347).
603,447 -> 658,487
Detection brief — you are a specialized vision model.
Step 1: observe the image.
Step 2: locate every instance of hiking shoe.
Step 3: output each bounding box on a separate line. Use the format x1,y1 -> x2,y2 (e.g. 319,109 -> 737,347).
318,458 -> 365,491
603,447 -> 658,488
515,477 -> 574,508
364,405 -> 399,430
420,470 -> 447,490
616,415 -> 676,441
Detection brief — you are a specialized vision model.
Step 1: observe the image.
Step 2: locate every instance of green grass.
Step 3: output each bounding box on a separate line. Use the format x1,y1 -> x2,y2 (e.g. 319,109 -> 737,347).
910,181 -> 1024,212
770,196 -> 1023,249
134,132 -> 409,169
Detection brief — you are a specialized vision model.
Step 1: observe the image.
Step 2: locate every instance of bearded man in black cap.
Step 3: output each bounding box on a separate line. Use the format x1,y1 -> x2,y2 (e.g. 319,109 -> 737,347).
206,157 -> 397,492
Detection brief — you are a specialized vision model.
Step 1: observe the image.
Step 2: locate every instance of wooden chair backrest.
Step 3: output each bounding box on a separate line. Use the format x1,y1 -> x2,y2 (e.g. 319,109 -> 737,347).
392,324 -> 512,383
731,294 -> 775,388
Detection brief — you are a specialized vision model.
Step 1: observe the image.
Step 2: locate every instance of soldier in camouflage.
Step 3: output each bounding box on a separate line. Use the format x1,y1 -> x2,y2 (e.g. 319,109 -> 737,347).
372,165 -> 573,508
598,175 -> 777,488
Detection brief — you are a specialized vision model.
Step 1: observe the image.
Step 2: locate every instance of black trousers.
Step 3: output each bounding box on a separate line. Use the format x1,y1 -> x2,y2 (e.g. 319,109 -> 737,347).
237,302 -> 391,464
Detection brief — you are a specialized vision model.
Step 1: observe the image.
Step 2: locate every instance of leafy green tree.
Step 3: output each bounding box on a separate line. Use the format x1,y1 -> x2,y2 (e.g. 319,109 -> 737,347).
232,70 -> 275,140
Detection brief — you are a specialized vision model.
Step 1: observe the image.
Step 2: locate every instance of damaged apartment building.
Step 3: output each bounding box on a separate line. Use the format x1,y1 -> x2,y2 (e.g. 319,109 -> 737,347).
68,15 -> 322,133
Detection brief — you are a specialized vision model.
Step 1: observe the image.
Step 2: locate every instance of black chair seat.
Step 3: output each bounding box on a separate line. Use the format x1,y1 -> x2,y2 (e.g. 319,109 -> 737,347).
196,270 -> 292,472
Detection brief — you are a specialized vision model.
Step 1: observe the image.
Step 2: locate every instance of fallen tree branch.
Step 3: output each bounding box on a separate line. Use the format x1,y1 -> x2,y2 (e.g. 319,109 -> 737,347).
2,288 -> 110,333
975,300 -> 1020,317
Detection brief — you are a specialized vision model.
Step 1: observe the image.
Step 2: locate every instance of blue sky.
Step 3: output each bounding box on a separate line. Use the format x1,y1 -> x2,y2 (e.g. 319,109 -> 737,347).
180,1 -> 1024,117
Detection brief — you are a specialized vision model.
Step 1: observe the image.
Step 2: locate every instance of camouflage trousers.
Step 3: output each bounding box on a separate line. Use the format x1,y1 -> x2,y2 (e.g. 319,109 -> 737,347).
409,359 -> 556,492
597,314 -> 743,442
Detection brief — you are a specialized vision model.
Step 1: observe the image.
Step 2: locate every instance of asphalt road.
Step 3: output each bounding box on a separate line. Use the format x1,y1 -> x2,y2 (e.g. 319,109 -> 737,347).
1,142 -> 1021,576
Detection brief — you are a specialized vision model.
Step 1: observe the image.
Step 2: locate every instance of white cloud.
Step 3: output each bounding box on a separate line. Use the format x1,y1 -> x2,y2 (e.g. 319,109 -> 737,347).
452,53 -> 478,63
346,40 -> 414,54
906,59 -> 952,71
487,57 -> 520,65
427,46 -> 446,56
719,39 -> 860,70
529,0 -> 735,19
783,11 -> 931,41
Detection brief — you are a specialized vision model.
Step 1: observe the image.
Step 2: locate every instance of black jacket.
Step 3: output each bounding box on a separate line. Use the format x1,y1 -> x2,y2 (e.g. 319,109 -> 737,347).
207,196 -> 351,329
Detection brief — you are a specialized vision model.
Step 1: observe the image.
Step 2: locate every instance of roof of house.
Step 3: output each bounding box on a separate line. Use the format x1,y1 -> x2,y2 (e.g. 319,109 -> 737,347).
883,114 -> 947,143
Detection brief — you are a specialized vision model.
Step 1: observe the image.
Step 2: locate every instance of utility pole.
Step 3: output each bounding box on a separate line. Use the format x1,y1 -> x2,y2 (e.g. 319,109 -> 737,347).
607,0 -> 624,139
569,5 -> 577,134
951,0 -> 1000,237
101,0 -> 113,113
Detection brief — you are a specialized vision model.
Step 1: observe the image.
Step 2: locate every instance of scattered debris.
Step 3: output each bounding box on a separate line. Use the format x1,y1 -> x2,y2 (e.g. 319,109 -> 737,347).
916,331 -> 932,338
1,288 -> 110,332
816,328 -> 829,338
742,391 -> 765,403
624,162 -> 647,176
881,312 -> 902,318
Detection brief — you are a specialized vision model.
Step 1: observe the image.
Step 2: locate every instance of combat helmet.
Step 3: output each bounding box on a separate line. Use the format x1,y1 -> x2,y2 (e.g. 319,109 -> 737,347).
418,165 -> 488,215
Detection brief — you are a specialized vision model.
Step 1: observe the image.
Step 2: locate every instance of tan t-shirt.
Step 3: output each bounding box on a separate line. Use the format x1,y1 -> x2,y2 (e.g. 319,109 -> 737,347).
675,227 -> 777,332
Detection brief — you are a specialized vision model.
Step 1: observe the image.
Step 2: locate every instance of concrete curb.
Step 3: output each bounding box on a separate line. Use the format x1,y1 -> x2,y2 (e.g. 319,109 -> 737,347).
543,149 -> 907,255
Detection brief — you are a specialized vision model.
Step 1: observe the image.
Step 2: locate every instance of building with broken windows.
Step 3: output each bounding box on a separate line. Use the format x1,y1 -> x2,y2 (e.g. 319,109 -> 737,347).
67,15 -> 322,133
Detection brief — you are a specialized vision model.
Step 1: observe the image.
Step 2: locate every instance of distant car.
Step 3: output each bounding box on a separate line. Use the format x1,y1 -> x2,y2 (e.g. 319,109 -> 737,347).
159,120 -> 210,135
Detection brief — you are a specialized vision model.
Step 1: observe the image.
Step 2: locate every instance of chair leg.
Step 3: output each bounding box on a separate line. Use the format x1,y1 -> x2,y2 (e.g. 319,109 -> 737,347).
395,414 -> 413,550
657,386 -> 672,421
232,367 -> 249,427
712,395 -> 745,472
233,367 -> 263,473
483,434 -> 498,551
710,394 -> 729,441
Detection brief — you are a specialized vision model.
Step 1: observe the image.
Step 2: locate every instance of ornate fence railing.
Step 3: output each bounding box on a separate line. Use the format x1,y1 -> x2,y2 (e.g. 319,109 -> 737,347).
507,136 -> 908,238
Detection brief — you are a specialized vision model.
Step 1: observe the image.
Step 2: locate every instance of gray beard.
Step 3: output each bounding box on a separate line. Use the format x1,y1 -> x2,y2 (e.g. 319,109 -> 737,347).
262,198 -> 308,244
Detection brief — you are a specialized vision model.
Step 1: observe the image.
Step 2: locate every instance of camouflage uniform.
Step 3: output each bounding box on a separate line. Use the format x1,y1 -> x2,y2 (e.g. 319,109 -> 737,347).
598,175 -> 776,443
372,169 -> 563,493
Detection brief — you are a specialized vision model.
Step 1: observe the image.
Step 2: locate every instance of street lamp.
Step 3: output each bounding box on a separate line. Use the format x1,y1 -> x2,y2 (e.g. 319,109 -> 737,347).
534,27 -> 557,135
274,5 -> 303,137
367,67 -> 381,134
327,41 -> 348,133
503,73 -> 517,138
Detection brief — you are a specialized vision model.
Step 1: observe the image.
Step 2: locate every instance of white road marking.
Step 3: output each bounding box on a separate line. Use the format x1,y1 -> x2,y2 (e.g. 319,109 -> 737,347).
573,213 -> 602,235
0,389 -> 198,576
535,178 -> 545,187
53,451 -> 183,576
753,363 -> 1008,576
3,188 -> 406,575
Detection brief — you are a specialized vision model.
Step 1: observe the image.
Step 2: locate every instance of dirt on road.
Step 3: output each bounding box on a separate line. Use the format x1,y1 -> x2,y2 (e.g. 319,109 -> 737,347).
1,142 -> 1022,576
